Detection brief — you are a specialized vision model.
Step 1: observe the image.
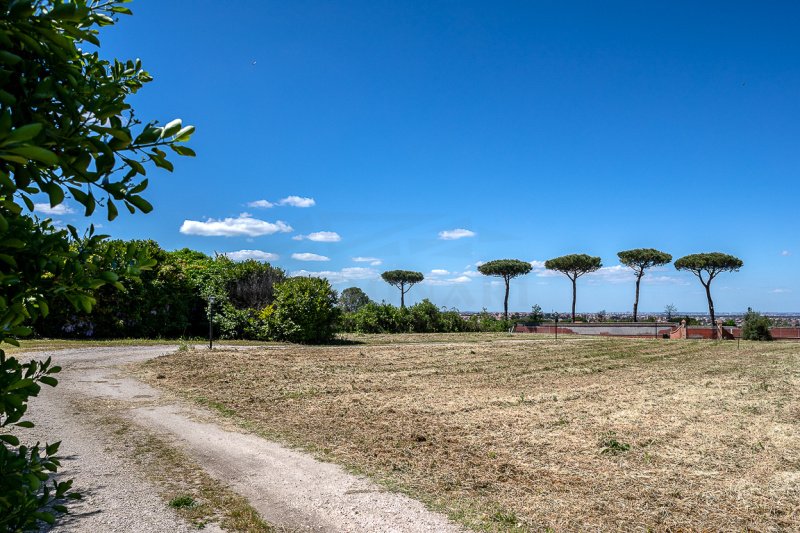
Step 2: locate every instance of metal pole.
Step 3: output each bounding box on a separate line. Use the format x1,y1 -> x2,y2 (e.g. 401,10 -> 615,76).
208,296 -> 215,350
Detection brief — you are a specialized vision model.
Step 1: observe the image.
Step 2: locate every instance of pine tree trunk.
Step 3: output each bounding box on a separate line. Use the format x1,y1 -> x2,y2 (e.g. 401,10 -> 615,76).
571,277 -> 577,322
503,277 -> 510,320
633,274 -> 642,322
400,283 -> 405,309
704,281 -> 716,338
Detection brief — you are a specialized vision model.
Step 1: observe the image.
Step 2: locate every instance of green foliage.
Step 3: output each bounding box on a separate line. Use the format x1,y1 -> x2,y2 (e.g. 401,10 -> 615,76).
618,248 -> 672,321
529,304 -> 544,324
674,253 -> 743,279
0,354 -> 80,531
381,270 -> 424,308
544,254 -> 603,279
742,308 -> 772,341
545,254 -> 602,321
675,252 -> 743,327
599,432 -> 631,455
338,287 -> 371,313
340,302 -> 408,334
0,0 -> 194,222
341,303 -> 505,334
477,259 -> 532,319
477,259 -> 532,279
169,495 -> 197,509
617,248 -> 672,273
0,1 -> 195,527
266,277 -> 340,344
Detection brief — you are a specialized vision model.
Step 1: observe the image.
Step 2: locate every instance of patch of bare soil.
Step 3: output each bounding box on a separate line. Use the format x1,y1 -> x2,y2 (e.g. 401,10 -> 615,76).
141,336 -> 800,531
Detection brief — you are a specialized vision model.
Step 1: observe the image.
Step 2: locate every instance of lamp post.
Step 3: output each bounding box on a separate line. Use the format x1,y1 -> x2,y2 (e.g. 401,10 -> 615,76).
208,295 -> 215,350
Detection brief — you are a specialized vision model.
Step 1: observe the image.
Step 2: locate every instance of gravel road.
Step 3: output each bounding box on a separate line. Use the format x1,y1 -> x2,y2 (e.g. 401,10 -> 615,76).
15,346 -> 463,532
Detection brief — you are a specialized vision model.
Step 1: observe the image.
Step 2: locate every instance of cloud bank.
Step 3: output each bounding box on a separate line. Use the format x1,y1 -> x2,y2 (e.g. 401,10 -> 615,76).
180,213 -> 292,237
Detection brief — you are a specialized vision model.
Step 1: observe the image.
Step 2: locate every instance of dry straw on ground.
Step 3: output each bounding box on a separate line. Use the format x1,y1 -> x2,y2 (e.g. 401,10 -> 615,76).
141,334 -> 800,531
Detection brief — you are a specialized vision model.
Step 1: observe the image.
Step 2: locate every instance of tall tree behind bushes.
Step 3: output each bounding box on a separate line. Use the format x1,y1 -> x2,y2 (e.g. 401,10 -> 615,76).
338,286 -> 372,313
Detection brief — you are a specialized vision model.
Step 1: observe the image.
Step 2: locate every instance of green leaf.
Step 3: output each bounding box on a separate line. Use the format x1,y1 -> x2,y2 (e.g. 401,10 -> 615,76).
15,421 -> 35,428
5,378 -> 34,391
6,146 -> 59,165
3,123 -> 42,144
39,376 -> 58,387
42,182 -> 65,207
0,50 -> 23,65
127,195 -> 153,213
162,118 -> 182,137
45,441 -> 61,455
174,125 -> 195,142
170,145 -> 196,157
107,199 -> 118,221
0,434 -> 20,445
34,512 -> 55,525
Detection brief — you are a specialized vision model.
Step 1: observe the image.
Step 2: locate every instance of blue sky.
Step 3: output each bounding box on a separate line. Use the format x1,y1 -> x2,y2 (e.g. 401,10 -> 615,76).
38,1 -> 799,312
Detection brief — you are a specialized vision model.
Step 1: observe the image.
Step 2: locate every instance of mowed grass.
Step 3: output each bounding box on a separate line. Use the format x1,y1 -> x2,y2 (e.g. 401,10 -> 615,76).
140,334 -> 800,531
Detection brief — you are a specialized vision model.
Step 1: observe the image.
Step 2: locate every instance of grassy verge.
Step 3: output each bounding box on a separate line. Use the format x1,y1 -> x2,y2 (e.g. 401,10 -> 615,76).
138,333 -> 800,531
2,338 -> 277,356
76,397 -> 273,532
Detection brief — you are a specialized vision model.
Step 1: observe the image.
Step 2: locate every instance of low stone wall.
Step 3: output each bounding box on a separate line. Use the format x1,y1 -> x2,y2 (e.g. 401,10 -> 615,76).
516,323 -> 800,340
514,323 -> 676,337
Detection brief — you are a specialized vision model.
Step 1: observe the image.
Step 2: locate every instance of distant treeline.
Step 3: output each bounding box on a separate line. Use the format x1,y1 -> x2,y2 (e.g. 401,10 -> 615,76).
34,239 -> 513,340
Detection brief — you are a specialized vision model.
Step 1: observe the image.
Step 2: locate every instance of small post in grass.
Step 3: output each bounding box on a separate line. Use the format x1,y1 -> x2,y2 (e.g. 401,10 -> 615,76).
554,311 -> 559,341
208,295 -> 215,350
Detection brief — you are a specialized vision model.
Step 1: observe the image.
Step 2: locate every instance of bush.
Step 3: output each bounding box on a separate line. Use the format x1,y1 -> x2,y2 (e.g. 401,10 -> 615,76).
341,302 -> 408,333
742,308 -> 772,341
266,277 -> 340,344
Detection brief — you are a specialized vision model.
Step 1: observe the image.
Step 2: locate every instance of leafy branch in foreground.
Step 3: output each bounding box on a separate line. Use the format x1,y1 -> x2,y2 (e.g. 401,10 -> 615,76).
0,0 -> 195,528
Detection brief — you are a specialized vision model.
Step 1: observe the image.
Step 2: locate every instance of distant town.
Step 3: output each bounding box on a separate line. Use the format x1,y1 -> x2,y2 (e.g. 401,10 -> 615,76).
463,310 -> 800,327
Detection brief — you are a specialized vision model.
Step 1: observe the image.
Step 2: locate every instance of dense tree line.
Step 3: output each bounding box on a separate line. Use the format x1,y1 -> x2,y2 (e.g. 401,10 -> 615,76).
34,240 -> 288,340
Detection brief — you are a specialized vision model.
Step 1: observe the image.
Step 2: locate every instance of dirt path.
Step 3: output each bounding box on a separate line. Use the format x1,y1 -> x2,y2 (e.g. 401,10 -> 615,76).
20,346 -> 463,532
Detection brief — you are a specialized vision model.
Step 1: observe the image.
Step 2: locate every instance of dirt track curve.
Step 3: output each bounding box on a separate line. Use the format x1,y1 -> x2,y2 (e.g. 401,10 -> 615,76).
19,346 -> 463,532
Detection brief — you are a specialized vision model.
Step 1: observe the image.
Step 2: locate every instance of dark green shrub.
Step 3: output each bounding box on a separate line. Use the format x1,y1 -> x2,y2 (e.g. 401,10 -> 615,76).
742,308 -> 772,341
267,277 -> 341,344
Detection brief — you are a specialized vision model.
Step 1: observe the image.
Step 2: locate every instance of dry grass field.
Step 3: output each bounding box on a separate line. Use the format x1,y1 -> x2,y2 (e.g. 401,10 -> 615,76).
140,334 -> 800,531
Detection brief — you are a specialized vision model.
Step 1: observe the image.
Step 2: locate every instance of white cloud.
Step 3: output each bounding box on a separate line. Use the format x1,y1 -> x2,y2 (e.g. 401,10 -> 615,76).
292,231 -> 341,242
772,288 -> 792,294
292,267 -> 378,284
246,199 -> 274,209
529,259 -> 560,277
353,257 -> 382,266
223,250 -> 279,262
587,265 -> 634,284
438,228 -> 476,240
279,196 -> 315,208
34,203 -> 75,216
424,268 -> 473,286
292,252 -> 330,262
781,250 -> 791,256
180,213 -> 293,237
